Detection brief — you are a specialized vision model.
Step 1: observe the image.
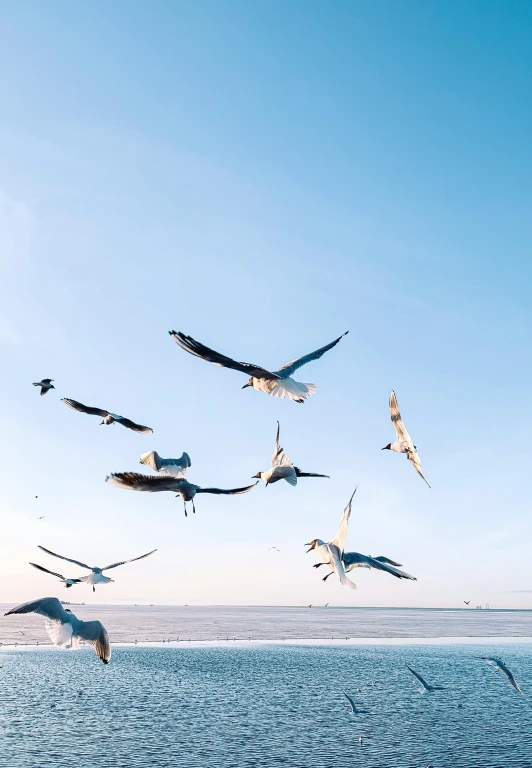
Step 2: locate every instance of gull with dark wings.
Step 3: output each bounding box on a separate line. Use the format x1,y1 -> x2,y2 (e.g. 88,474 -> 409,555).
33,378 -> 55,396
405,664 -> 445,694
476,657 -> 522,693
253,422 -> 329,486
341,552 -> 416,582
382,391 -> 430,487
140,450 -> 191,478
169,330 -> 348,403
29,562 -> 82,589
61,398 -> 153,433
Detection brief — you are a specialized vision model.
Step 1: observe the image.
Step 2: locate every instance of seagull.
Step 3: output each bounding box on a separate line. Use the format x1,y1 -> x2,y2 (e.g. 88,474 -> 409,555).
169,330 -> 349,403
382,391 -> 430,487
37,545 -> 157,592
341,552 -> 417,582
405,664 -> 445,694
36,516 -> 45,520
252,422 -> 329,486
343,691 -> 366,714
105,472 -> 258,516
476,657 -> 522,692
61,398 -> 153,433
140,451 -> 191,477
5,597 -> 111,663
267,546 -> 280,552
305,488 -> 359,591
33,378 -> 55,396
30,562 -> 82,589
464,600 -> 470,606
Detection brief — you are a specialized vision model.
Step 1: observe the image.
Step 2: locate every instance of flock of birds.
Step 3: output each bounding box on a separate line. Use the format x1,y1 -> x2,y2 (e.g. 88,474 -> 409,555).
3,331 -> 521,692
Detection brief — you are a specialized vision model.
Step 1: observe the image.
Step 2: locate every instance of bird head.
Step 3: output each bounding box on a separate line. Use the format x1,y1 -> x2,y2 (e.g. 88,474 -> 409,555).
305,539 -> 318,553
381,443 -> 392,450
49,384 -> 55,389
251,472 -> 262,479
64,608 -> 72,613
242,377 -> 253,389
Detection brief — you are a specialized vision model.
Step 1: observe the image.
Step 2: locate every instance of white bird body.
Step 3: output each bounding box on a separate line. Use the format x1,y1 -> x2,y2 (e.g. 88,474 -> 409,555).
306,489 -> 359,591
253,422 -> 329,486
383,391 -> 430,487
140,450 -> 191,478
249,376 -> 317,401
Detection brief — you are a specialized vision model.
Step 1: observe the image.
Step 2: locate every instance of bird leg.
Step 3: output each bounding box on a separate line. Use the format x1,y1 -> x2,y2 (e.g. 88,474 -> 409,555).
92,586 -> 95,593
183,499 -> 187,517
322,572 -> 334,582
192,499 -> 196,515
313,563 -> 323,568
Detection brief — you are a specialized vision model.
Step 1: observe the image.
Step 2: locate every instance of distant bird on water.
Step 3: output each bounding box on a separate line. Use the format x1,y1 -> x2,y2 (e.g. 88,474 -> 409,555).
343,691 -> 367,714
253,422 -> 329,485
476,657 -> 522,693
405,664 -> 445,694
169,330 -> 349,403
38,545 -> 157,592
105,472 -> 258,516
30,562 -> 82,589
33,378 -> 54,396
140,450 -> 191,478
61,398 -> 153,433
5,597 -> 111,663
382,391 -> 430,487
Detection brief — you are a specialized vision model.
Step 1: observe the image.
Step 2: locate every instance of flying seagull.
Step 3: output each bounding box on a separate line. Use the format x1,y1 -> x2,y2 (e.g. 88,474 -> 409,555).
341,552 -> 417,582
140,450 -> 191,478
61,398 -> 153,433
169,330 -> 349,403
30,563 -> 82,589
38,545 -> 157,592
476,657 -> 522,693
36,516 -> 45,520
105,472 -> 258,516
267,546 -> 280,552
343,691 -> 367,714
5,597 -> 111,663
253,422 -> 329,486
305,488 -> 359,591
464,600 -> 470,606
33,378 -> 54,396
382,391 -> 430,487
405,664 -> 445,694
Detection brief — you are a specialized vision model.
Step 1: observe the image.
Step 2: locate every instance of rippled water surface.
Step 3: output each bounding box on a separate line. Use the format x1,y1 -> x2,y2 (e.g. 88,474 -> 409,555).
2,643 -> 531,767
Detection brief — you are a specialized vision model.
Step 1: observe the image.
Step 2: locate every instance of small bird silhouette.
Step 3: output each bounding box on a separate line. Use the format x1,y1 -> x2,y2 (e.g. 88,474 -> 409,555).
464,600 -> 470,605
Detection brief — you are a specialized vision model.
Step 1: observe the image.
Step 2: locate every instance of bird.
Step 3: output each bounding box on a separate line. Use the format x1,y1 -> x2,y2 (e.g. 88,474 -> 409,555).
169,330 -> 349,403
382,391 -> 430,487
36,516 -> 45,520
305,488 -> 359,591
341,552 -> 417,582
30,563 -> 82,589
140,451 -> 191,477
33,378 -> 55,396
405,664 -> 445,694
61,398 -> 153,433
464,600 -> 470,606
5,597 -> 111,663
105,472 -> 258,516
476,657 -> 522,693
267,546 -> 280,552
252,422 -> 329,486
343,691 -> 366,714
37,545 -> 157,592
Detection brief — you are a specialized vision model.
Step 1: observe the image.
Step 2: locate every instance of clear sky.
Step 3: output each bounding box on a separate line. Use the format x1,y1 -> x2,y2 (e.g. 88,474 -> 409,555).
0,1 -> 531,608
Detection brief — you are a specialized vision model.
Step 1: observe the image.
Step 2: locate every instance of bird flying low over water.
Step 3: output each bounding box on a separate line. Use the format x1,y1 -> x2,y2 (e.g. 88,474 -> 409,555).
5,598 -> 111,663
476,657 -> 522,693
342,552 -> 416,582
343,691 -> 367,714
405,664 -> 445,694
30,562 -> 82,588
253,422 -> 329,486
169,330 -> 348,403
37,545 -> 157,592
61,398 -> 153,433
140,450 -> 191,478
382,391 -> 430,487
105,472 -> 258,516
464,600 -> 470,606
33,378 -> 54,396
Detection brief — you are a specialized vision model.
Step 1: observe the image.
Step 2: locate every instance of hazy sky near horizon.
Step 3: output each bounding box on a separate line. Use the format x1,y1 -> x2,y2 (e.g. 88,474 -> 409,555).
1,1 -> 531,608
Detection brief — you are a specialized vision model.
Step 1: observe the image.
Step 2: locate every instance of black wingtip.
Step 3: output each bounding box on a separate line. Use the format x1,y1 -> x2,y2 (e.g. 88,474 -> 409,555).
168,330 -> 176,335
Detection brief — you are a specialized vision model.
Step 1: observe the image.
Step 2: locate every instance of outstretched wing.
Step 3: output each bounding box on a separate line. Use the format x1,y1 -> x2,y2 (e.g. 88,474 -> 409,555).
330,487 -> 358,551
364,556 -> 416,581
326,544 -> 357,591
29,562 -> 68,580
37,545 -> 91,570
389,391 -> 412,443
294,468 -> 330,479
196,482 -> 258,495
115,416 -> 153,434
271,422 -> 292,467
496,660 -> 521,692
405,664 -> 430,690
102,549 -> 157,571
78,620 -> 112,664
373,555 -> 402,567
4,596 -> 70,622
274,332 -> 348,378
343,691 -> 356,713
106,472 -> 184,492
169,332 -> 276,379
61,398 -> 109,418
342,551 -> 370,568
407,449 -> 431,488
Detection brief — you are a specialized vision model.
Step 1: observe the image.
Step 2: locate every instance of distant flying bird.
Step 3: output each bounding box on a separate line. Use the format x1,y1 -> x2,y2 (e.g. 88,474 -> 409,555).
105,472 -> 258,516
340,552 -> 417,582
169,330 -> 349,403
30,562 -> 82,589
267,546 -> 280,552
253,422 -> 329,486
33,378 -> 55,396
464,600 -> 470,606
38,545 -> 157,592
36,516 -> 45,520
405,664 -> 445,694
305,488 -> 359,591
382,391 -> 430,487
5,597 -> 111,663
476,657 -> 522,693
140,451 -> 191,477
343,692 -> 367,714
61,398 -> 153,433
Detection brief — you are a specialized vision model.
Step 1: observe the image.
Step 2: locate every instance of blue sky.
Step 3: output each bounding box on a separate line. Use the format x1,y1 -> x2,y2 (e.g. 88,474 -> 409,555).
0,1 -> 531,607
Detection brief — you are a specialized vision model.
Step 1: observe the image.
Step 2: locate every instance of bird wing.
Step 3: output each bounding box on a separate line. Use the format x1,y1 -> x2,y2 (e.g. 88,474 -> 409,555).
37,546 -> 92,570
407,449 -> 431,487
343,692 -> 356,713
271,422 -> 292,468
102,549 -> 157,571
61,398 -> 109,417
139,451 -> 160,471
373,556 -> 403,567
105,472 -> 184,492
342,551 -> 369,568
294,468 -> 330,479
330,487 -> 358,551
364,556 -> 417,581
169,331 -> 276,379
274,332 -> 348,378
405,664 -> 430,690
29,562 -> 67,580
4,596 -> 70,622
326,544 -> 357,590
496,660 -> 521,692
115,416 -> 153,434
389,391 -> 411,443
196,482 -> 258,495
78,620 -> 112,664
41,379 -> 53,384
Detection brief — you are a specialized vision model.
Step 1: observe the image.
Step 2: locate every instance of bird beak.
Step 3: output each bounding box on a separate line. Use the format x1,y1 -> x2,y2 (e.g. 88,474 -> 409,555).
381,446 -> 387,450
305,543 -> 314,553
242,383 -> 251,389
252,473 -> 260,479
